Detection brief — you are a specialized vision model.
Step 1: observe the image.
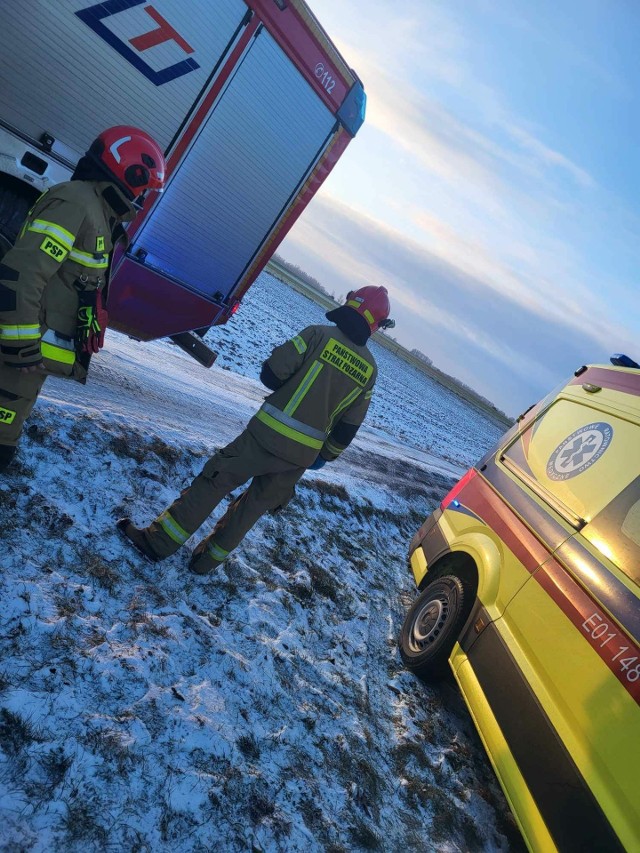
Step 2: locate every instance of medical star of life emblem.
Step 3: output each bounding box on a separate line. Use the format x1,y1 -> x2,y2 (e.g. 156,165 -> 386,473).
546,422 -> 613,481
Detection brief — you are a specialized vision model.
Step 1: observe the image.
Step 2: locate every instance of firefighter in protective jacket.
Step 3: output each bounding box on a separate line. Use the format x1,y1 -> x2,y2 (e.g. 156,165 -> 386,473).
117,286 -> 395,575
0,126 -> 165,470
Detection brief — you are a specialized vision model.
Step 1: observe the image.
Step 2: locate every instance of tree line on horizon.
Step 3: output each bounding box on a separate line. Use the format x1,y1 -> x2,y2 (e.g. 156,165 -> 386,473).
272,254 -> 510,422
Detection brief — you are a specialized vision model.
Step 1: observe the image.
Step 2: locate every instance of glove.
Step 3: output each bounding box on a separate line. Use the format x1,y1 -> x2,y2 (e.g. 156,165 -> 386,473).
308,454 -> 326,470
76,288 -> 108,354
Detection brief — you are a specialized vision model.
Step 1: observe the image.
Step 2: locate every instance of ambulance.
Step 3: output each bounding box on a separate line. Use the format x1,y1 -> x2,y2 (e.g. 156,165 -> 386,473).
399,356 -> 640,853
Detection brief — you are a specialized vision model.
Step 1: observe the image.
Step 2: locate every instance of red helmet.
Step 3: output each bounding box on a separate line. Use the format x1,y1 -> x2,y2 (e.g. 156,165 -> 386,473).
87,126 -> 166,199
345,286 -> 395,333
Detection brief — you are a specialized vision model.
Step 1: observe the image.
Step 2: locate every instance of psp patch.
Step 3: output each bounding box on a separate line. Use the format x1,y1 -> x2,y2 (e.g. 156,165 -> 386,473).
40,237 -> 68,262
546,422 -> 613,481
0,406 -> 16,425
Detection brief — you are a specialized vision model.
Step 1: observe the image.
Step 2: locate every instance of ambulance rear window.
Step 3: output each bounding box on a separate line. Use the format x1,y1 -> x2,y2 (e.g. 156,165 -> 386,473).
501,399 -> 640,527
583,477 -> 640,589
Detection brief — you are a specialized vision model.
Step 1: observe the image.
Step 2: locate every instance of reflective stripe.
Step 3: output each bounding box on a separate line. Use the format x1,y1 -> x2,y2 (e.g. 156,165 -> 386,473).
256,408 -> 324,450
261,403 -> 326,440
0,324 -> 40,341
329,386 -> 362,429
283,361 -> 323,416
28,219 -> 75,251
207,540 -> 230,562
69,248 -> 109,269
346,300 -> 360,309
291,335 -> 307,354
41,341 -> 75,365
42,329 -> 75,364
19,192 -> 47,240
158,511 -> 190,545
325,439 -> 343,456
364,309 -> 374,325
364,390 -> 373,400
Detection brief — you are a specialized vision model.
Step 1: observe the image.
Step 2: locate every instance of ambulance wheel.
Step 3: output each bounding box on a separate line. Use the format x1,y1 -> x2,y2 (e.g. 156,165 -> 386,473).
398,574 -> 471,680
0,176 -> 38,257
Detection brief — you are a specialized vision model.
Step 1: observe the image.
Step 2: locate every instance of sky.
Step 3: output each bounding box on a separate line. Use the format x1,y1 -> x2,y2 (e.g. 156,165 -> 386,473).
278,0 -> 640,417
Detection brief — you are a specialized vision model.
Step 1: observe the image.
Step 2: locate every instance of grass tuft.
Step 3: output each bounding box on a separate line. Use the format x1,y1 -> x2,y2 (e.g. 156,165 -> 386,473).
61,796 -> 108,845
85,554 -> 119,591
237,733 -> 261,760
308,562 -> 342,602
348,819 -> 382,850
0,707 -> 42,756
41,746 -> 72,788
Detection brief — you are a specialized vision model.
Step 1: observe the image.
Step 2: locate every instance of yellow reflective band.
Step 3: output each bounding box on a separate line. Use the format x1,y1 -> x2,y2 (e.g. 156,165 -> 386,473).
284,361 -> 323,416
0,406 -> 17,425
256,410 -> 324,449
40,236 -> 68,262
364,390 -> 373,400
291,335 -> 307,354
28,219 -> 75,251
96,236 -> 105,252
364,309 -> 374,325
330,386 -> 362,428
69,248 -> 109,269
158,511 -> 190,545
0,324 -> 40,341
320,338 -> 373,388
41,341 -> 75,365
346,300 -> 360,309
207,541 -> 229,561
325,440 -> 343,456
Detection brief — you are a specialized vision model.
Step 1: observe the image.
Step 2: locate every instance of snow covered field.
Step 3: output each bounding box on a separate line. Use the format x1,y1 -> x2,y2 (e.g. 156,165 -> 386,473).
0,273 -> 524,852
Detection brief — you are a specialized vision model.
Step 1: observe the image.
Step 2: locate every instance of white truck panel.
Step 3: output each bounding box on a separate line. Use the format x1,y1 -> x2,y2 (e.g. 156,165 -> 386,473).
133,26 -> 336,301
0,0 -> 248,155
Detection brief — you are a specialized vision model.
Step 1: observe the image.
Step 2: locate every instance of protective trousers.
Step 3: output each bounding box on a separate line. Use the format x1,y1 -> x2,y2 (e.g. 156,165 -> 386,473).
141,429 -> 305,569
0,362 -> 47,447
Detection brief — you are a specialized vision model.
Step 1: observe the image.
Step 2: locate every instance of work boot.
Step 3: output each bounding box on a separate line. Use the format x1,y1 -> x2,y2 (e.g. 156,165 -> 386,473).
188,541 -> 224,576
0,444 -> 17,472
116,518 -> 161,563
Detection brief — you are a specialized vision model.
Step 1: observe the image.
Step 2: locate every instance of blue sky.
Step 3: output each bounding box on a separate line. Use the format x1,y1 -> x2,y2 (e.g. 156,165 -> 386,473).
279,0 -> 640,417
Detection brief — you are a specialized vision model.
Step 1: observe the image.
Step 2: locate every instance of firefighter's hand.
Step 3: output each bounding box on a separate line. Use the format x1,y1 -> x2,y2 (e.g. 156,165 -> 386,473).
76,291 -> 108,355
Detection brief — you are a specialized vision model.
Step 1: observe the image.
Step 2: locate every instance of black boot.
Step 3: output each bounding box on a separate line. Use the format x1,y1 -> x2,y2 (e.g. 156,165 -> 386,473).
116,518 -> 161,563
0,444 -> 16,472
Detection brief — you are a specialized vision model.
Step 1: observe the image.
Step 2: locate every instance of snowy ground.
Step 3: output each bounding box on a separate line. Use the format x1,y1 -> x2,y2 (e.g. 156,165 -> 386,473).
0,273 -> 524,852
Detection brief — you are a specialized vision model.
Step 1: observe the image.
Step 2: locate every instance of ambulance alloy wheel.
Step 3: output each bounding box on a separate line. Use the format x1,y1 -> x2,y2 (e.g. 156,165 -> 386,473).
398,574 -> 471,679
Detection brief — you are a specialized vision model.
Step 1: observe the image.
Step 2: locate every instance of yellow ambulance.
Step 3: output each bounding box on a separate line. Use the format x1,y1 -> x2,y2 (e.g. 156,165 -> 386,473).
398,357 -> 640,853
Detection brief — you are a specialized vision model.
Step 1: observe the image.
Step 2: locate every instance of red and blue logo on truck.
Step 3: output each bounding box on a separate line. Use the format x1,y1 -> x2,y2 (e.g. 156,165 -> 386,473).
76,0 -> 200,85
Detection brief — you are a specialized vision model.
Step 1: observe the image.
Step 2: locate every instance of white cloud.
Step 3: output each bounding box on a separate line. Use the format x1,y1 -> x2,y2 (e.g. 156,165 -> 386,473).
288,0 -> 640,409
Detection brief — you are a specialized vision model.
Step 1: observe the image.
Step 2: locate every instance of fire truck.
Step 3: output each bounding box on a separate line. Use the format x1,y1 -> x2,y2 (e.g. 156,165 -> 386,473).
0,0 -> 365,365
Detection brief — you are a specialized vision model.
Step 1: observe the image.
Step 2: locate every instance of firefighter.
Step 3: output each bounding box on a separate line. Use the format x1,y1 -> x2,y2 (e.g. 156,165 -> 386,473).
0,126 -> 166,470
117,286 -> 395,575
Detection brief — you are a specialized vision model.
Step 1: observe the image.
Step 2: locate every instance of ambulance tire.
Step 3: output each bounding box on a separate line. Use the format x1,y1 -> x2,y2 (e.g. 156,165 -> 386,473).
0,177 -> 37,258
398,574 -> 471,680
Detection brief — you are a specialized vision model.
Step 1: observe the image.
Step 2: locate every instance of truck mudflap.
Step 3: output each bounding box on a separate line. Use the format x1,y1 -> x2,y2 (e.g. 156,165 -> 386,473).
169,331 -> 217,368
